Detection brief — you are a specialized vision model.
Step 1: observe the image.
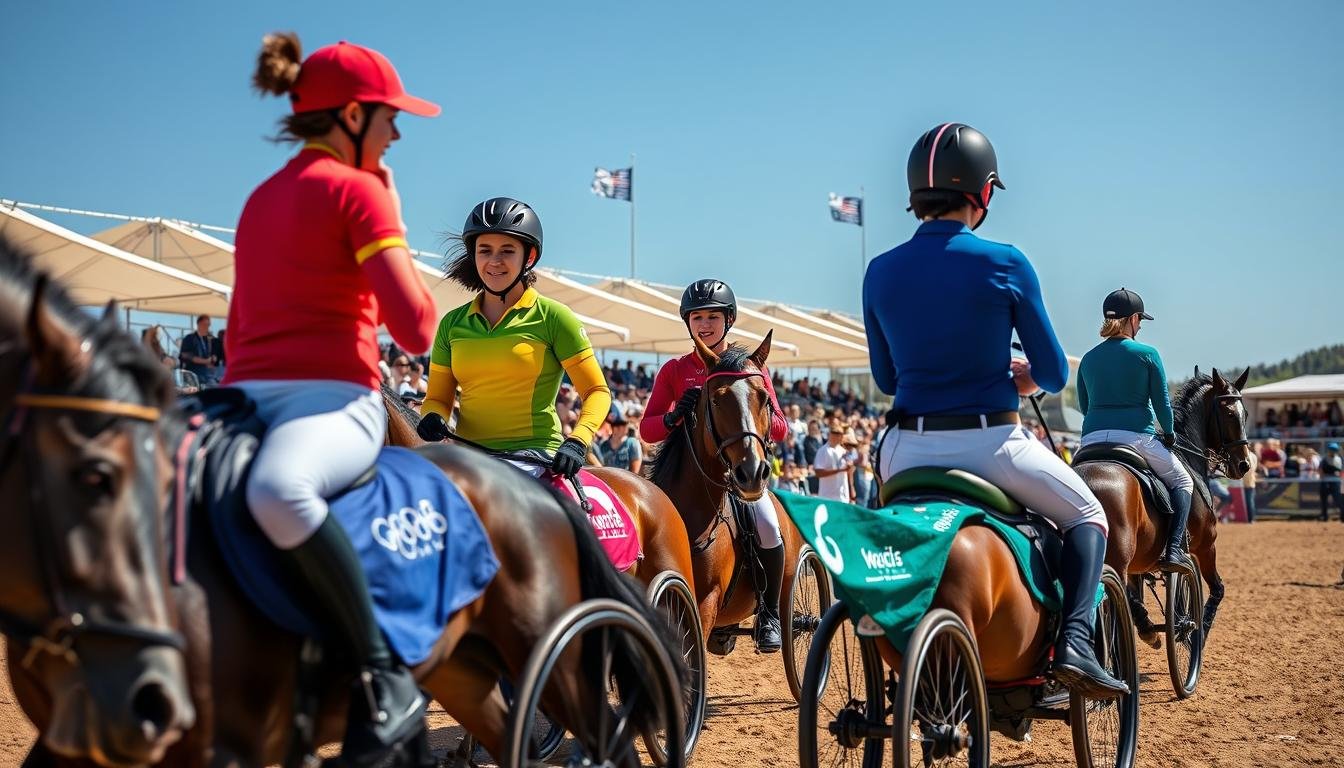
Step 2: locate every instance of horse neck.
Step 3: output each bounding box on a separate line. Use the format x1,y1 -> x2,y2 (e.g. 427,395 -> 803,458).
668,427 -> 730,536
1175,385 -> 1213,479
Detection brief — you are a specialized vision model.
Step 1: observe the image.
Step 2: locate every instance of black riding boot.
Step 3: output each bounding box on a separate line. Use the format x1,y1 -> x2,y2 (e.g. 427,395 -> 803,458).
1052,525 -> 1130,700
754,544 -> 785,653
283,517 -> 431,767
1158,489 -> 1196,575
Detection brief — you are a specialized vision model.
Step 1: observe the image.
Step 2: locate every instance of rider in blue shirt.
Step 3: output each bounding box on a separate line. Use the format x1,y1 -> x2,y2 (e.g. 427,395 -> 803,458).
863,123 -> 1127,699
1077,289 -> 1196,574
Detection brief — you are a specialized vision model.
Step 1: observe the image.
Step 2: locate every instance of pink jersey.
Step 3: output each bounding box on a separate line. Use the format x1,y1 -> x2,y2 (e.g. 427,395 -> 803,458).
639,350 -> 788,444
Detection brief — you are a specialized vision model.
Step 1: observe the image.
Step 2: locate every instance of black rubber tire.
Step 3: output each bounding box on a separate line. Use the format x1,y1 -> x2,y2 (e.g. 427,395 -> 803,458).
893,608 -> 990,768
1069,565 -> 1140,768
1164,559 -> 1204,700
783,545 -> 834,703
644,571 -> 708,765
503,599 -> 686,768
797,602 -> 888,768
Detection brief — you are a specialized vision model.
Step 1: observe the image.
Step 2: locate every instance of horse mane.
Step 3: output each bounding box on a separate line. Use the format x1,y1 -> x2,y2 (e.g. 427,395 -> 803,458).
0,234 -> 172,412
643,343 -> 758,488
1171,371 -> 1215,484
382,382 -> 422,427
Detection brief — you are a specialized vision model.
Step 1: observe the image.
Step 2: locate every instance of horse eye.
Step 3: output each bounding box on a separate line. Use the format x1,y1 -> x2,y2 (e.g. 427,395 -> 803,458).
74,462 -> 117,497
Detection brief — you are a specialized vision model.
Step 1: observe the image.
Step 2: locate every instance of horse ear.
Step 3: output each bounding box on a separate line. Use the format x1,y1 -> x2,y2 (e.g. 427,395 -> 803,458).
25,275 -> 89,387
1211,367 -> 1227,389
748,330 -> 773,370
1193,365 -> 1201,379
1234,367 -> 1250,391
692,332 -> 720,370
99,300 -> 119,328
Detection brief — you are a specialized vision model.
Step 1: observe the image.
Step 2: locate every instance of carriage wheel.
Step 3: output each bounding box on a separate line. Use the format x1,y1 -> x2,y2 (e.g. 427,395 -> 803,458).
643,571 -> 708,766
783,545 -> 834,702
1069,565 -> 1140,768
455,687 -> 566,765
797,602 -> 889,768
893,608 -> 990,768
1164,558 -> 1204,699
504,598 -> 685,768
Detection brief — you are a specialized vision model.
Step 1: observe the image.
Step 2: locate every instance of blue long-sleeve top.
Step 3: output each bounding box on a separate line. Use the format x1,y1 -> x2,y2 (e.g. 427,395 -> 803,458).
1077,337 -> 1174,436
862,220 -> 1068,415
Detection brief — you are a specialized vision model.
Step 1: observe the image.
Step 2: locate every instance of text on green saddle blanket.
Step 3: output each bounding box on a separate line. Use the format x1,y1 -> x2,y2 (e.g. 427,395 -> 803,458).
775,490 -> 1099,652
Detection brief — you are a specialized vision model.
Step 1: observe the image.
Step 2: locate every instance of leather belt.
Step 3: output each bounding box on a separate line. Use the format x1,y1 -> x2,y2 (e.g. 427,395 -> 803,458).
895,411 -> 1020,431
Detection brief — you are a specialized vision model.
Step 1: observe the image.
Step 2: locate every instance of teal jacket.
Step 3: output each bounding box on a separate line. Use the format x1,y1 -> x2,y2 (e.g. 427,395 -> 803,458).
1077,337 -> 1174,436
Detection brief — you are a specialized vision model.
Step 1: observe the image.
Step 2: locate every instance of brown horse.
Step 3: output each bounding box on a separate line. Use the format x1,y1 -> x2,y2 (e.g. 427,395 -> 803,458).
0,246 -> 196,767
1076,368 -> 1254,642
7,252 -> 685,767
645,333 -> 824,691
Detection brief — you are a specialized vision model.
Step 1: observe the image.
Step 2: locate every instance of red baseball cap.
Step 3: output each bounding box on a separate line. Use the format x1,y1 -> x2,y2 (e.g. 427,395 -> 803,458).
289,41 -> 441,117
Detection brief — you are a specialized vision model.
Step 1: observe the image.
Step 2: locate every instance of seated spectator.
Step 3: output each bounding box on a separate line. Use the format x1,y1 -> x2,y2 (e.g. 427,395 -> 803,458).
179,314 -> 219,386
595,412 -> 642,473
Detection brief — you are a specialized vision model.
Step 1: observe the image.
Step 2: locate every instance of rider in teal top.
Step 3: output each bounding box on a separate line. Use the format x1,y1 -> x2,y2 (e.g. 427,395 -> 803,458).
1077,288 -> 1196,574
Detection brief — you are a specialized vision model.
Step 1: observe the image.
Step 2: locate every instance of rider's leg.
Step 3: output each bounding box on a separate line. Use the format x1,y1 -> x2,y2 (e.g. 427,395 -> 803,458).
1127,433 -> 1197,574
898,424 -> 1129,699
750,495 -> 784,652
240,380 -> 429,765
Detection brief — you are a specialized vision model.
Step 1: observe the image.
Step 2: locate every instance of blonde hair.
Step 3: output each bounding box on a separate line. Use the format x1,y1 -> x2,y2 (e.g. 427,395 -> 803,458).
1100,318 -> 1131,339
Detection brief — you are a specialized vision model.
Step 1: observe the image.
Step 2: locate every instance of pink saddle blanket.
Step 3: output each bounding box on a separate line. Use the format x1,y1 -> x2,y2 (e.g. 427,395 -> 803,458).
549,470 -> 642,572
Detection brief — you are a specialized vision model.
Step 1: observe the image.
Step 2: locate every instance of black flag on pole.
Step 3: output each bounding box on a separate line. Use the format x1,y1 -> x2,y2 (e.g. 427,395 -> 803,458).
592,167 -> 633,201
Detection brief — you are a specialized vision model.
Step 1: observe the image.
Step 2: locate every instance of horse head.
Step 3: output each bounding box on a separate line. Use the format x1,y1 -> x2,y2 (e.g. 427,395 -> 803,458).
1208,367 -> 1254,479
0,237 -> 194,766
692,331 -> 775,500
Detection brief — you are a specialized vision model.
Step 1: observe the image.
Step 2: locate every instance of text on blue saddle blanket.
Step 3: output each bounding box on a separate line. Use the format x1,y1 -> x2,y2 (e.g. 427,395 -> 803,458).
775,490 -> 1070,652
211,446 -> 499,665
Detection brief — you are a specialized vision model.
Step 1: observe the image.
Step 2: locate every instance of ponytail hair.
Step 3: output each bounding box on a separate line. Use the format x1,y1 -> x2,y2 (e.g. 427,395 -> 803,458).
251,32 -> 340,143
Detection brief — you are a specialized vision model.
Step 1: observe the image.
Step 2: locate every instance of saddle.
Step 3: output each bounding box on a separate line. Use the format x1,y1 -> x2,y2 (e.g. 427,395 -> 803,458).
1071,443 -> 1174,516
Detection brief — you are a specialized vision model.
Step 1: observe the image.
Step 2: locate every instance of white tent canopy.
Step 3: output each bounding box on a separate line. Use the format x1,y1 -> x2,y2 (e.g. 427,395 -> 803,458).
0,204 -> 231,315
593,277 -> 865,367
94,218 -> 237,285
1239,374 -> 1344,428
750,301 -> 868,345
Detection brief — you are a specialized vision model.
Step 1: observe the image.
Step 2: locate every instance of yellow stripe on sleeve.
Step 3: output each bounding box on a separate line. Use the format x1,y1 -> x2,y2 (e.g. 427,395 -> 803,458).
354,236 -> 409,265
562,350 -> 611,447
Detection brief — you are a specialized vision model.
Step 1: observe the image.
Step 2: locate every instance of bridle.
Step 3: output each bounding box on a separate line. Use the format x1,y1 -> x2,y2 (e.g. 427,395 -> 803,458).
0,361 -> 186,671
1173,386 -> 1250,478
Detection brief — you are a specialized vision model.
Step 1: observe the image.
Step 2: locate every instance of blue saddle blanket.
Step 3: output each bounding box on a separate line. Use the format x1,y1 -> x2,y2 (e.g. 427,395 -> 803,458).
211,446 -> 499,665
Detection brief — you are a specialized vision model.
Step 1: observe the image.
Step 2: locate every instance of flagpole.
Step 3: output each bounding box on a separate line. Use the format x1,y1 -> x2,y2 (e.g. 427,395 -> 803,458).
629,153 -> 636,278
859,185 -> 867,280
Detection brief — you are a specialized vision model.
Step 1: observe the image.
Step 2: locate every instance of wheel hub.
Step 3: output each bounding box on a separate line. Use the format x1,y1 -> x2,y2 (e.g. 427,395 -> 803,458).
920,721 -> 970,759
829,700 -> 871,749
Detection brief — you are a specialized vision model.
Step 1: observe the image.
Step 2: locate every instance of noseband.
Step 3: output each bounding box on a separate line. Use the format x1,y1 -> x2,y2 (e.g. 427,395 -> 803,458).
685,370 -> 771,489
0,365 -> 185,670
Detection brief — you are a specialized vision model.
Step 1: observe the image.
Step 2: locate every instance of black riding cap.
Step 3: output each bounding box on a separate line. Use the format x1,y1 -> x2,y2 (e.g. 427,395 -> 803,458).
1103,288 -> 1154,321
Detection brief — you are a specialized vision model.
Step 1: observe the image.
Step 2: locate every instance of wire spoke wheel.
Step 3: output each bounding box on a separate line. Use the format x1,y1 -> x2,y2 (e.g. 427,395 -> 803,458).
784,545 -> 834,702
798,602 -> 888,768
1070,566 -> 1139,768
893,609 -> 989,768
643,572 -> 707,765
1164,559 -> 1204,699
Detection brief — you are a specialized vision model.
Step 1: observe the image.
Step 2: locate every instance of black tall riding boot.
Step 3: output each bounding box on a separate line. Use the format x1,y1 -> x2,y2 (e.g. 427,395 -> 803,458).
283,516 -> 431,767
1158,489 -> 1196,575
1052,525 -> 1130,700
754,544 -> 786,653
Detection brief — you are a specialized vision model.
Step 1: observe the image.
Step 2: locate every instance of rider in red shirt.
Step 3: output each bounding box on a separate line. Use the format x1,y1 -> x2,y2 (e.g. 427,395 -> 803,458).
227,33 -> 439,764
640,280 -> 790,651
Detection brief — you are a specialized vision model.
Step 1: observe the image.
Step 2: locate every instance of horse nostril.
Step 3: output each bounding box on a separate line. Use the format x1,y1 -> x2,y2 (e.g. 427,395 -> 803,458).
734,465 -> 751,485
756,462 -> 770,482
130,680 -> 176,741
1238,461 -> 1250,475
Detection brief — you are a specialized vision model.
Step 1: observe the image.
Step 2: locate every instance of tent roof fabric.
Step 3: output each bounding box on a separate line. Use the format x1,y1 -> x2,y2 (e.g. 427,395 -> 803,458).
0,205 -> 231,315
94,218 -> 237,285
1240,374 -> 1344,399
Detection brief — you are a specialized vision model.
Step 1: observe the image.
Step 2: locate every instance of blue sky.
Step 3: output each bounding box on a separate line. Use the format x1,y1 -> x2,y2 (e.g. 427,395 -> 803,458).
3,1 -> 1340,378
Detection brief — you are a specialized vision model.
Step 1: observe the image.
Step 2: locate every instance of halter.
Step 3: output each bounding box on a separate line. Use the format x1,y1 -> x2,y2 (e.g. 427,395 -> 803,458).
1173,387 -> 1250,478
0,365 -> 185,671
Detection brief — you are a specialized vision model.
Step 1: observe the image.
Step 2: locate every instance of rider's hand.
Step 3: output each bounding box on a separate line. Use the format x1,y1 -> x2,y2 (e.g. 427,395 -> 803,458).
551,438 -> 588,479
663,386 -> 702,430
1160,432 -> 1176,449
1010,358 -> 1038,396
417,412 -> 450,442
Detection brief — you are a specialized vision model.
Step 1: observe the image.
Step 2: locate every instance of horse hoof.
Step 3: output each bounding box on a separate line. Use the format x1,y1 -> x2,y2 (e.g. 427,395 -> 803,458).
1139,631 -> 1162,650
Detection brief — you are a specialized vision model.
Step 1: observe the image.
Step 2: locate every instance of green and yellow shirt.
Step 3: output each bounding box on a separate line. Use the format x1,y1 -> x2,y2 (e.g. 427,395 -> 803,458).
423,287 -> 611,452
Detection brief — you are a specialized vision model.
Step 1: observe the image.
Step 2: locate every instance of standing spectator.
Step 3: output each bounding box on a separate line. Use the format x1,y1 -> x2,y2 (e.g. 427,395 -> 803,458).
1284,446 -> 1302,479
1319,442 -> 1343,522
179,314 -> 219,386
213,329 -> 227,380
779,459 -> 809,495
141,325 -> 178,370
813,423 -> 853,503
1260,438 -> 1286,478
595,413 -> 642,473
389,354 -> 415,396
787,404 -> 807,450
1241,450 -> 1259,524
1208,477 -> 1230,512
850,428 -> 876,508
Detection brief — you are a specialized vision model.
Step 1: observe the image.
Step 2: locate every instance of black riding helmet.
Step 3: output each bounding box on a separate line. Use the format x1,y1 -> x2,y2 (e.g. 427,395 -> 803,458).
461,197 -> 543,300
907,123 -> 1005,211
680,279 -> 736,347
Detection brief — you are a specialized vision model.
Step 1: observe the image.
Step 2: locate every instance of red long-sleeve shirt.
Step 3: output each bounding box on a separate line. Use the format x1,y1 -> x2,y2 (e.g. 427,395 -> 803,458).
639,351 -> 788,444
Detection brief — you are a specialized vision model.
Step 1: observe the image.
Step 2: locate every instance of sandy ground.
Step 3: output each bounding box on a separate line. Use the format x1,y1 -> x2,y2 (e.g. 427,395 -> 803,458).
3,520 -> 1343,767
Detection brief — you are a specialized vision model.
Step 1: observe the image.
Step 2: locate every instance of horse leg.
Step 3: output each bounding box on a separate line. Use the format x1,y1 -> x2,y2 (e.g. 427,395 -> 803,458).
1194,539 -> 1225,638
421,653 -> 510,765
1127,575 -> 1162,649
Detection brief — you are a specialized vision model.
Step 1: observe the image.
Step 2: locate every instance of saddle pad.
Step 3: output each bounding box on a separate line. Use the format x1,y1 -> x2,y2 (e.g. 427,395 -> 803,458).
550,470 -> 641,572
776,490 -> 1065,652
211,446 -> 499,665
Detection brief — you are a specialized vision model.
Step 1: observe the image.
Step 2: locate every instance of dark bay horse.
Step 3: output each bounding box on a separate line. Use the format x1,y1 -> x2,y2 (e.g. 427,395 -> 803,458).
0,245 -> 195,766
1076,368 -> 1254,640
6,250 -> 684,767
644,335 -> 811,658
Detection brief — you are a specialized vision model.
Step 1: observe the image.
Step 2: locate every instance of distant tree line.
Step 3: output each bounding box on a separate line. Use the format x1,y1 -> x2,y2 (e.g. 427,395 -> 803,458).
1187,343 -> 1344,388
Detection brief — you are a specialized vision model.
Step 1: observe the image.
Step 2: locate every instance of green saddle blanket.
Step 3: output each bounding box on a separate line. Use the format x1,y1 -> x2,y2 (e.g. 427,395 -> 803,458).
776,490 -> 1065,652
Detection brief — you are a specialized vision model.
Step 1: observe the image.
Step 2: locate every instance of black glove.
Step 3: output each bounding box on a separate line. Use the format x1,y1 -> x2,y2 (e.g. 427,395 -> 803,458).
663,386 -> 702,430
1160,432 -> 1176,449
417,412 -> 449,442
551,438 -> 588,479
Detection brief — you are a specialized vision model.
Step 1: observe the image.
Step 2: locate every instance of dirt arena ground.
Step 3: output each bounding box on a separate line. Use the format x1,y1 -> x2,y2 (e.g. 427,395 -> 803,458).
3,519 -> 1342,767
